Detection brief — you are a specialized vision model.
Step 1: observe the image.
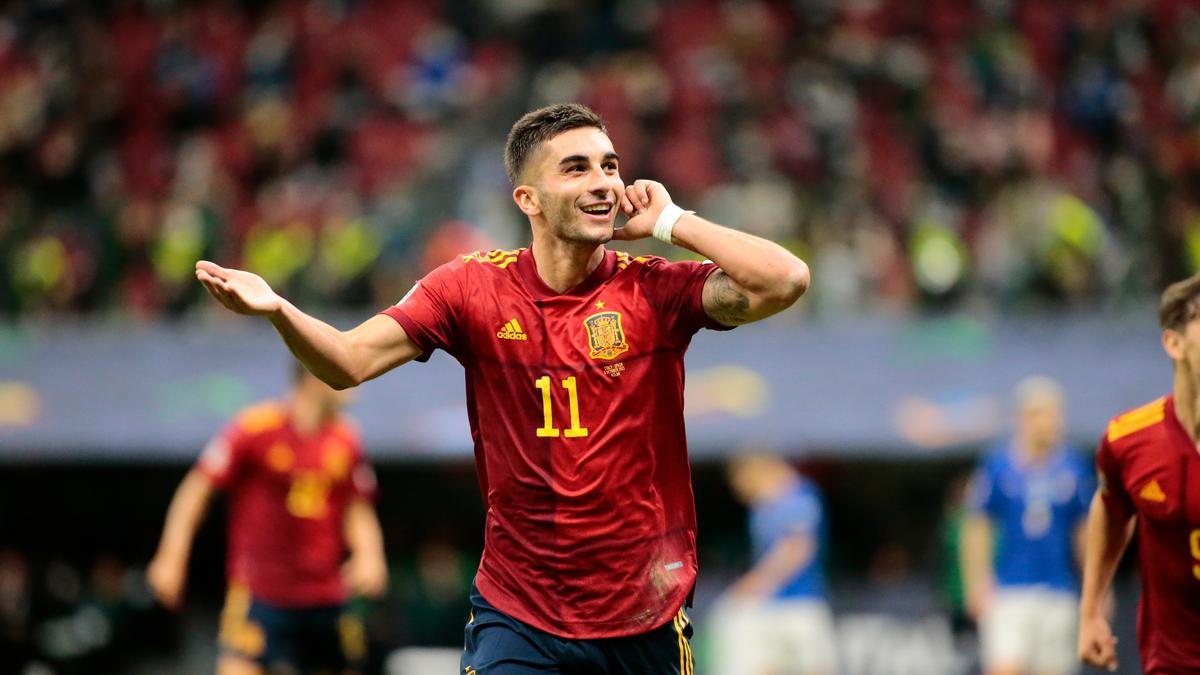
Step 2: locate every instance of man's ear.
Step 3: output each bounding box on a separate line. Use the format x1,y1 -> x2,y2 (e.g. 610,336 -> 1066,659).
1163,328 -> 1185,361
513,184 -> 541,217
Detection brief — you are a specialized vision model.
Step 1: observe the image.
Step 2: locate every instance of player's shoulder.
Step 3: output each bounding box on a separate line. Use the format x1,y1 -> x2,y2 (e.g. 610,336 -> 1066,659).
1105,395 -> 1170,446
1056,444 -> 1090,469
980,440 -> 1013,471
612,250 -> 716,278
458,248 -> 526,273
231,401 -> 287,436
613,250 -> 704,269
329,416 -> 363,446
612,250 -> 658,271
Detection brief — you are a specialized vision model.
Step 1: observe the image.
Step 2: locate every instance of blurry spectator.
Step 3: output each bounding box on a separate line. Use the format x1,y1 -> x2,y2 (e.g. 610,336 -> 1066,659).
0,0 -> 1194,318
711,454 -> 836,675
960,376 -> 1093,675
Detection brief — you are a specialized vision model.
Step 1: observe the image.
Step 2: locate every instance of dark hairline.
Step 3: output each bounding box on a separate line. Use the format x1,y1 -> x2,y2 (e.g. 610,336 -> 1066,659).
504,104 -> 608,185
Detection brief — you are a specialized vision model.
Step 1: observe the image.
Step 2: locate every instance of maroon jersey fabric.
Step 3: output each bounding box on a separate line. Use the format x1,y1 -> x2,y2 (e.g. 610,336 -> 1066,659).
382,247 -> 726,638
197,402 -> 376,608
1096,394 -> 1200,673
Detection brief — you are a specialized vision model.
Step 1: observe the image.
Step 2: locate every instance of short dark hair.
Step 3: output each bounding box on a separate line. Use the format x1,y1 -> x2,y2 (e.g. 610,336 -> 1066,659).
504,103 -> 607,185
1159,273 -> 1200,330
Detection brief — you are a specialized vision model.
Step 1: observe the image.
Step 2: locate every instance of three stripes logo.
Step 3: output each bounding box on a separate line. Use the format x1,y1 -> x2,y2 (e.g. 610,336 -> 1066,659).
496,318 -> 528,341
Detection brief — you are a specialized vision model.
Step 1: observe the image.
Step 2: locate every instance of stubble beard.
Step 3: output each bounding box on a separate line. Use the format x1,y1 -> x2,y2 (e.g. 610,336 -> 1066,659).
544,190 -> 613,246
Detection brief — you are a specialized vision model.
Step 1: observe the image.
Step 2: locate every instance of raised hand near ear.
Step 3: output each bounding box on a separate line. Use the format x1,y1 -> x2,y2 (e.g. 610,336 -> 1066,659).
615,179 -> 674,241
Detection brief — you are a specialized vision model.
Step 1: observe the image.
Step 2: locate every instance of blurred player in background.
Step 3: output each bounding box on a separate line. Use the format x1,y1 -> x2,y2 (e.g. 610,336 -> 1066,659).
147,362 -> 387,675
190,103 -> 809,674
712,454 -> 836,675
1079,274 -> 1200,673
961,376 -> 1092,675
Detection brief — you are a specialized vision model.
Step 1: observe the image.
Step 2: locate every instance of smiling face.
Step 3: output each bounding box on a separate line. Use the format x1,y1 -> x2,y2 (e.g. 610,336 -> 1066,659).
513,126 -> 624,246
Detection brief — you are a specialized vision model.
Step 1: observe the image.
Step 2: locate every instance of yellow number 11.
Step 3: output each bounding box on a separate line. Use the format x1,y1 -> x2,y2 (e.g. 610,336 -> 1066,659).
535,375 -> 588,438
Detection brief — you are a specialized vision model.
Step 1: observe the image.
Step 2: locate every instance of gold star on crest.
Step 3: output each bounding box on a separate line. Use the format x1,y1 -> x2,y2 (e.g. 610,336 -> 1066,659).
595,300 -> 606,309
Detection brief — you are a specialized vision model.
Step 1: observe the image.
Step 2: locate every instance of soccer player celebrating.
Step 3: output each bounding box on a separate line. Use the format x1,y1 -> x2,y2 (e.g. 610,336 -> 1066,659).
147,363 -> 387,675
961,377 -> 1092,675
192,103 -> 809,674
714,454 -> 836,675
1078,274 -> 1200,673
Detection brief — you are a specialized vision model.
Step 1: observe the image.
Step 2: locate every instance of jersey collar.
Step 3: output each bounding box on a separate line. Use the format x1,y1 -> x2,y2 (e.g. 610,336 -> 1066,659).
515,246 -> 617,300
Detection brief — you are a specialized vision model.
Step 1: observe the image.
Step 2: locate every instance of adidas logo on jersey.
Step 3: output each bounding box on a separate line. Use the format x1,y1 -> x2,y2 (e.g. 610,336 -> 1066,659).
496,318 -> 528,341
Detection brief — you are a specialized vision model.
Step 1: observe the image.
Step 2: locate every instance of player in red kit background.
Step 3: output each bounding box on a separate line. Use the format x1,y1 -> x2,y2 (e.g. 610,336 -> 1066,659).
147,363 -> 387,675
1078,273 -> 1200,673
191,103 -> 809,674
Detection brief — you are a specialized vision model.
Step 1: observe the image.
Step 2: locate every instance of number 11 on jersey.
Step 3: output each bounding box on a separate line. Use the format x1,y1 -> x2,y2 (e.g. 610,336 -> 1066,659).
535,375 -> 589,438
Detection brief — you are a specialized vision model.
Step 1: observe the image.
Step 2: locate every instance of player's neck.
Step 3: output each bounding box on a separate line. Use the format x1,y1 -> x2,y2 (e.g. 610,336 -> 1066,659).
1173,368 -> 1200,444
1016,439 -> 1052,465
530,236 -> 606,293
287,393 -> 327,436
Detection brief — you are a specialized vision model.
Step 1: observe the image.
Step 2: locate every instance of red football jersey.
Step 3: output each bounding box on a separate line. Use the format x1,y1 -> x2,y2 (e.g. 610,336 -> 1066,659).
383,247 -> 727,638
197,401 -> 376,608
1096,394 -> 1200,673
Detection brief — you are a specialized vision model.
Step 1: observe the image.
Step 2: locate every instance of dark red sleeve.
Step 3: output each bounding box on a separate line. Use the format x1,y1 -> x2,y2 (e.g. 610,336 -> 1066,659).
640,257 -> 731,345
379,258 -> 466,360
1095,434 -> 1134,522
195,421 -> 250,490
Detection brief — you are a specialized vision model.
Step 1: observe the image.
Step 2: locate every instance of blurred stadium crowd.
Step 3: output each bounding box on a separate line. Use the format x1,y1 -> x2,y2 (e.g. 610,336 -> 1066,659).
3,0 -> 1200,318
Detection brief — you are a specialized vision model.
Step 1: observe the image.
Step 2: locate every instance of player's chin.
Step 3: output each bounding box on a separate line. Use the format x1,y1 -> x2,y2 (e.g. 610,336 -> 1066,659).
567,220 -> 615,245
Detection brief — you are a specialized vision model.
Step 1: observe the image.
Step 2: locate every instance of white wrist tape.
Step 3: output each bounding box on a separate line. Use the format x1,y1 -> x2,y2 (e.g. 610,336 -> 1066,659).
652,204 -> 694,244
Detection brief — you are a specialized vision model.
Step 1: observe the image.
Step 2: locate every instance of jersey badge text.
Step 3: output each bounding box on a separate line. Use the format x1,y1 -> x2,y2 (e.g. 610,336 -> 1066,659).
584,311 -> 630,360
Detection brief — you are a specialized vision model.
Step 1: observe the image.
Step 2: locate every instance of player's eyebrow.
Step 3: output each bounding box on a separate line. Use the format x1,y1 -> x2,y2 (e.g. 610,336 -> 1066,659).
558,152 -> 620,167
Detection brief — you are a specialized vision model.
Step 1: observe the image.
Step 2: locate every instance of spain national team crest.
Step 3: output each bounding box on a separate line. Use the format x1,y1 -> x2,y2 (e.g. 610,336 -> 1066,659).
583,311 -> 630,360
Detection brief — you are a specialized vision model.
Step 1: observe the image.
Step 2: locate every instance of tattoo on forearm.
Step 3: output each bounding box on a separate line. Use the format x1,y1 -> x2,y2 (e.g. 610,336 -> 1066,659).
704,271 -> 752,325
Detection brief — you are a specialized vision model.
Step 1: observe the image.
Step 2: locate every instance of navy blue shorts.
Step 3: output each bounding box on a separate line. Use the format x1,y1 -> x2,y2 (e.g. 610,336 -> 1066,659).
461,584 -> 695,675
218,585 -> 367,672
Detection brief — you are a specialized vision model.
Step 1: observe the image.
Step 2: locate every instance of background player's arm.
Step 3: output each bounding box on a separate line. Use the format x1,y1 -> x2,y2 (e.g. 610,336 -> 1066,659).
146,470 -> 216,610
1078,492 -> 1135,671
341,497 -> 388,598
195,261 -> 423,388
959,513 -> 995,620
618,181 -> 809,326
728,532 -> 815,599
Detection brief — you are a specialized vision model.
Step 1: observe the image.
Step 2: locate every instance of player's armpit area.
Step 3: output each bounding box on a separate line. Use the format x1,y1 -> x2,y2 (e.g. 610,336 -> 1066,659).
701,270 -> 761,327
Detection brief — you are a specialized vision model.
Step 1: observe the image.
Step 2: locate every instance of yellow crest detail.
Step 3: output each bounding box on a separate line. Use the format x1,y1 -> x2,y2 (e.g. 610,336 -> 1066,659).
584,311 -> 630,360
1138,479 -> 1166,503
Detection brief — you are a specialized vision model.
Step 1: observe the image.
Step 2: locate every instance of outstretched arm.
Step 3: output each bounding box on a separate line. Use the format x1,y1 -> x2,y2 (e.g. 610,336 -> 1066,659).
147,470 -> 216,610
1078,492 -> 1135,672
195,261 -> 422,388
617,180 -> 809,326
728,533 -> 815,599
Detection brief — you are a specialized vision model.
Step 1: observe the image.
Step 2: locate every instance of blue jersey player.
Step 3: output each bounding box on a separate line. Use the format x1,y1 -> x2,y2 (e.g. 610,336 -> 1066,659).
714,454 -> 836,675
962,377 -> 1093,675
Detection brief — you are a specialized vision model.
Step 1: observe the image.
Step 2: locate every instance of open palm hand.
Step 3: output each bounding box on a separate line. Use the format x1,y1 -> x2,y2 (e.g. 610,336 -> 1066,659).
195,260 -> 282,316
